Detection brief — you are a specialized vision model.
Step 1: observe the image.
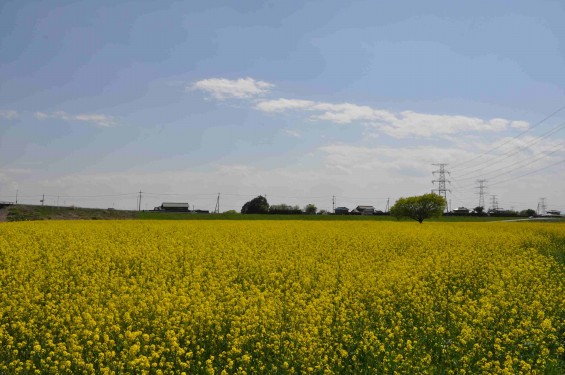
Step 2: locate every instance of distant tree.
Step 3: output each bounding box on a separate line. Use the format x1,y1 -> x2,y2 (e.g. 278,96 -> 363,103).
269,203 -> 302,215
389,193 -> 447,224
318,209 -> 328,215
241,196 -> 269,214
519,209 -> 536,217
474,206 -> 485,215
269,204 -> 292,212
304,204 -> 317,215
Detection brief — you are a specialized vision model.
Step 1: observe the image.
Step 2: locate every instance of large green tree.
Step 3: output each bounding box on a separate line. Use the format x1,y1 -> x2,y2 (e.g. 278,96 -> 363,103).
241,195 -> 269,214
389,193 -> 447,223
304,204 -> 317,215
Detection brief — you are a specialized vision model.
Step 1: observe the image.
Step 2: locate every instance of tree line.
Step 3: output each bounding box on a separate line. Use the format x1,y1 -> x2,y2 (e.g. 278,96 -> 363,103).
240,194 -> 539,223
241,196 -> 318,215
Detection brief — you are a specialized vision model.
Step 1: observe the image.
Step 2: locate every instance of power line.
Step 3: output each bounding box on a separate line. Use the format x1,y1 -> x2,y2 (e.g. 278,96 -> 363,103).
451,103 -> 565,169
456,141 -> 565,183
489,158 -> 565,188
454,122 -> 565,180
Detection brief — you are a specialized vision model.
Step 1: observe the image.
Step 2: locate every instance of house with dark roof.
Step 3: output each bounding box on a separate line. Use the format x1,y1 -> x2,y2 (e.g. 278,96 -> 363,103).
158,202 -> 189,212
352,205 -> 375,215
334,206 -> 349,215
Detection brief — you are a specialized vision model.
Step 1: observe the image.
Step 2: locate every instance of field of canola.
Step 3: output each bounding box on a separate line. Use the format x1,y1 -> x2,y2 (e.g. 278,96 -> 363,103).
1,220 -> 564,374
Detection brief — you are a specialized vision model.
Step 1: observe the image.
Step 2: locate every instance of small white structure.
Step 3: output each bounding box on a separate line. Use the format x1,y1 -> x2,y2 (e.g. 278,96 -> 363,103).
545,210 -> 561,217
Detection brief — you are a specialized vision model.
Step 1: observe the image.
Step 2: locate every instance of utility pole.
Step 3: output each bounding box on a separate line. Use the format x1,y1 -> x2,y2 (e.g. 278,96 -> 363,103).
432,164 -> 451,212
475,179 -> 487,209
332,195 -> 336,213
138,190 -> 142,211
15,189 -> 18,204
386,197 -> 390,213
214,193 -> 220,214
41,194 -> 44,206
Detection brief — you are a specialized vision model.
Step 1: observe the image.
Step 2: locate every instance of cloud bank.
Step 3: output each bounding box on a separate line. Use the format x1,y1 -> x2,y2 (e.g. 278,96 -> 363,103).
256,98 -> 528,138
191,77 -> 530,138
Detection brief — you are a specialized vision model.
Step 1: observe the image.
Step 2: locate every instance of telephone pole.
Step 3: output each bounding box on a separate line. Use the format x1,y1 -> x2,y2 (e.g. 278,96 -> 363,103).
475,179 -> 487,209
138,190 -> 142,211
385,197 -> 390,213
332,195 -> 336,213
432,164 -> 450,211
41,194 -> 44,206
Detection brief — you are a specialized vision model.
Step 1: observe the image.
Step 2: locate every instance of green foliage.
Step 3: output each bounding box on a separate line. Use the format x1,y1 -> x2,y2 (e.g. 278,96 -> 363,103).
269,203 -> 302,215
222,210 -> 238,215
304,204 -> 317,215
474,206 -> 485,215
241,196 -> 269,214
520,209 -> 537,217
389,193 -> 447,224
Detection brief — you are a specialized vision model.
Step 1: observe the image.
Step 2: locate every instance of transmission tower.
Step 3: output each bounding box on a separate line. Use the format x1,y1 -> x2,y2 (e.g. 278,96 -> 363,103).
475,179 -> 487,209
432,163 -> 451,211
538,198 -> 547,215
214,193 -> 220,214
490,195 -> 499,212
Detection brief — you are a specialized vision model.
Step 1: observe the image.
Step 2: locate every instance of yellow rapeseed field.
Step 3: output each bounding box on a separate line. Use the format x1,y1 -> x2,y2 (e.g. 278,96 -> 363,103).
0,220 -> 564,374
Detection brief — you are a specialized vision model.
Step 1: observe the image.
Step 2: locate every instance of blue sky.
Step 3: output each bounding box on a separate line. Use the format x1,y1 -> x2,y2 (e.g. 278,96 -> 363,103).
1,0 -> 564,212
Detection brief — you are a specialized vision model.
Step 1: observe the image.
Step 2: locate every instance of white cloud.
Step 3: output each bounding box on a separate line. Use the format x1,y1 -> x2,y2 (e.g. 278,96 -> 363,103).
0,110 -> 18,119
256,99 -> 396,124
255,98 -> 523,138
283,129 -> 301,138
191,77 -> 274,100
34,112 -> 49,120
35,111 -> 117,127
510,121 -> 529,130
377,112 -> 510,138
256,98 -> 316,112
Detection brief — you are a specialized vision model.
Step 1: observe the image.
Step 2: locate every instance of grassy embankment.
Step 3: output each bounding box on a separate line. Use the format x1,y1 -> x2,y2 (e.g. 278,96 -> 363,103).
5,204 -> 137,222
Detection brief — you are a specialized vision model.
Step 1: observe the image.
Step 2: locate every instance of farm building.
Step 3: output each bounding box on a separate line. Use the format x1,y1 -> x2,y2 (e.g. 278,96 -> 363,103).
545,209 -> 562,217
452,207 -> 470,214
157,202 -> 190,212
351,205 -> 375,215
334,207 -> 349,215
